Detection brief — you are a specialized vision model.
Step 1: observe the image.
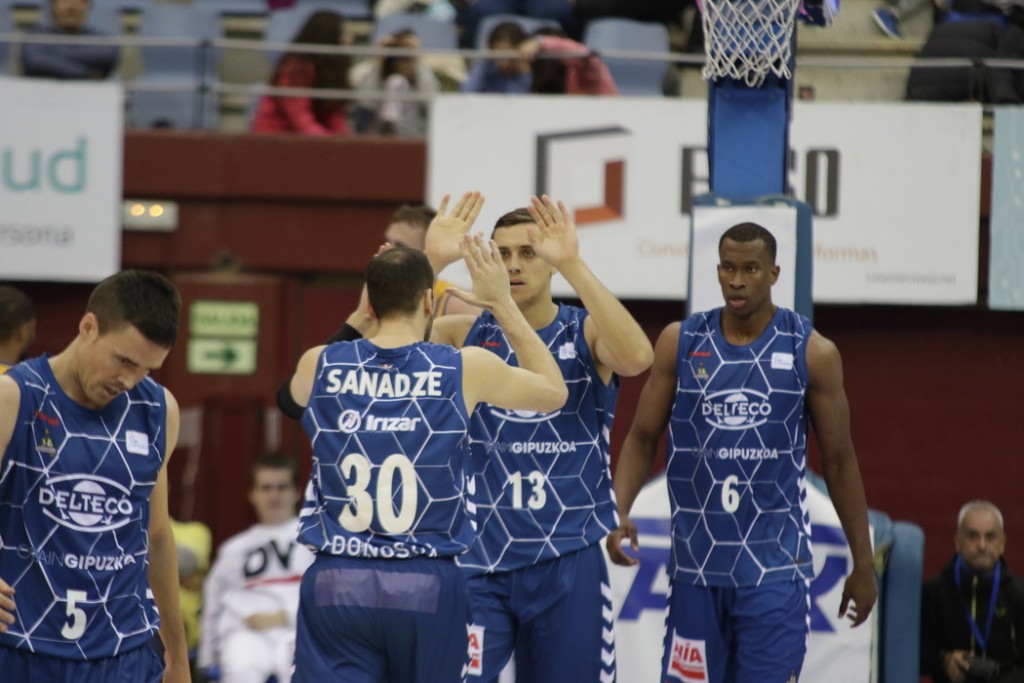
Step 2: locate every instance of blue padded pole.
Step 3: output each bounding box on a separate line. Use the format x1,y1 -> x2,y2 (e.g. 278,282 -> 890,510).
707,72 -> 793,197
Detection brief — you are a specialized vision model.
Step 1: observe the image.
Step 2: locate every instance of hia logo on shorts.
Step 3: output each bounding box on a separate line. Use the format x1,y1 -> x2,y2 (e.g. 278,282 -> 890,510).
667,633 -> 708,682
38,474 -> 135,532
701,389 -> 772,430
467,625 -> 484,677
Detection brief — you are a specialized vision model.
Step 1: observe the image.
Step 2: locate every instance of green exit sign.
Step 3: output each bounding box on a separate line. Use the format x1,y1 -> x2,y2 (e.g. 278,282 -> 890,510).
190,300 -> 259,338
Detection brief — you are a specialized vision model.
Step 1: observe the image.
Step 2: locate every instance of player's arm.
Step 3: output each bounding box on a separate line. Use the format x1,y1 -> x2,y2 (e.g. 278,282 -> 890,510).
423,191 -> 485,276
276,285 -> 375,420
458,235 -> 567,413
525,196 -> 653,381
606,322 -> 679,566
806,330 -> 877,627
148,389 -> 192,682
0,375 -> 19,629
288,345 -> 327,410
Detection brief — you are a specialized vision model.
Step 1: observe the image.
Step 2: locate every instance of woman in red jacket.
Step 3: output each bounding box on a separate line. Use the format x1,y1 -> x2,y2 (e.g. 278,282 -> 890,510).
252,10 -> 352,135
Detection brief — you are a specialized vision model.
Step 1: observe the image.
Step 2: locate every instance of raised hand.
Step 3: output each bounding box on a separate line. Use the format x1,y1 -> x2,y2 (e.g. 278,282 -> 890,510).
524,195 -> 580,270
447,234 -> 512,311
424,191 -> 485,272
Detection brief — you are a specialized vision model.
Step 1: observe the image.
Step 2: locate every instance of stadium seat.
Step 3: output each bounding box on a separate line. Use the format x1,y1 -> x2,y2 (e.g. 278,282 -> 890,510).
372,12 -> 457,51
879,521 -> 925,683
292,0 -> 371,20
130,2 -> 222,129
583,18 -> 670,96
0,2 -> 11,74
206,0 -> 270,16
474,13 -> 561,50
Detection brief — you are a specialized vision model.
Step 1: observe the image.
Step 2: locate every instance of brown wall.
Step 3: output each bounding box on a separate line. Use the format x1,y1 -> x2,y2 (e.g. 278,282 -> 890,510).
10,132 -> 1023,577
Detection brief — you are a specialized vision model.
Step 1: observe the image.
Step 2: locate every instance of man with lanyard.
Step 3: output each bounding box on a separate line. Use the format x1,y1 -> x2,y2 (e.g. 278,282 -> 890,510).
921,500 -> 1024,682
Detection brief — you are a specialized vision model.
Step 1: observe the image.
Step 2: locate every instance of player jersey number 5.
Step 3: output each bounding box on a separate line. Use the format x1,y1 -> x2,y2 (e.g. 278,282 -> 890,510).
338,452 -> 419,534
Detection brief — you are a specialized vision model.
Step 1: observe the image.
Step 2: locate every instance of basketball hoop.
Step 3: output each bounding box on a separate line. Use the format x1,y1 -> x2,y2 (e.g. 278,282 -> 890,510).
700,0 -> 838,87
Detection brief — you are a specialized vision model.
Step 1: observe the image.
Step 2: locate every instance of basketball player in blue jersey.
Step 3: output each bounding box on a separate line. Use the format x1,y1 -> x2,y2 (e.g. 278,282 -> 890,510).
286,240 -> 568,683
0,270 -> 191,683
428,196 -> 654,683
607,223 -> 877,683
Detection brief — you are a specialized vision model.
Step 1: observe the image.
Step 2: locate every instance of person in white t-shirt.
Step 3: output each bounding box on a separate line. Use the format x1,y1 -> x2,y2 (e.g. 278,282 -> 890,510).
199,454 -> 314,683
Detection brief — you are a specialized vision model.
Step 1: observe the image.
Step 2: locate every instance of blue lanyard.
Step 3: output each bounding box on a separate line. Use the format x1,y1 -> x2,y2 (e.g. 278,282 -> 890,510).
954,555 -> 1001,653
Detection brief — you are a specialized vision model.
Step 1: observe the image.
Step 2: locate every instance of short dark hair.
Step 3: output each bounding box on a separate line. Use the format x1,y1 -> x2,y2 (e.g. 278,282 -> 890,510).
250,453 -> 298,489
390,204 -> 436,231
366,247 -> 434,318
488,21 -> 527,47
87,270 -> 181,348
719,222 -> 778,264
492,208 -> 534,236
0,286 -> 34,343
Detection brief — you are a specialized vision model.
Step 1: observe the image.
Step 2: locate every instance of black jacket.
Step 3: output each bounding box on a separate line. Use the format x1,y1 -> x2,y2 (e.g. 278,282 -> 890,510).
921,554 -> 1024,683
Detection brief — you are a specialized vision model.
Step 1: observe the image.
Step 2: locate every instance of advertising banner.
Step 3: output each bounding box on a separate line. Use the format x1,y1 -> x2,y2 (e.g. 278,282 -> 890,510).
429,96 -> 981,305
608,475 -> 874,682
0,78 -> 122,282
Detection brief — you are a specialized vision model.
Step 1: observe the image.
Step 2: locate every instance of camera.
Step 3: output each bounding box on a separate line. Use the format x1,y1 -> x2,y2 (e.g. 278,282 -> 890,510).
966,655 -> 1000,680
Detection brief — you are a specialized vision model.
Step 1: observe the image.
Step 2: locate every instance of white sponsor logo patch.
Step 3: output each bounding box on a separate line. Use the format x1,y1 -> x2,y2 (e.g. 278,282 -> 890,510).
125,429 -> 149,455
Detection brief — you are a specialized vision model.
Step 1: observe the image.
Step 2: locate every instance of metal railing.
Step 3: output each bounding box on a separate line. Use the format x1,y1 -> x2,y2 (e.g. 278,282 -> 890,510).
2,31 -> 1022,121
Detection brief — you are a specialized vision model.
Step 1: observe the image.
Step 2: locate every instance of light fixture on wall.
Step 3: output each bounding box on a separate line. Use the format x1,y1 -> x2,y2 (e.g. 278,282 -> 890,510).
122,199 -> 178,232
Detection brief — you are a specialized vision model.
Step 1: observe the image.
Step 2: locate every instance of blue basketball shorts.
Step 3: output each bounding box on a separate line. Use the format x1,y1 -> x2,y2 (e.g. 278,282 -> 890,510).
292,554 -> 471,683
0,641 -> 164,683
661,579 -> 809,683
464,544 -> 616,683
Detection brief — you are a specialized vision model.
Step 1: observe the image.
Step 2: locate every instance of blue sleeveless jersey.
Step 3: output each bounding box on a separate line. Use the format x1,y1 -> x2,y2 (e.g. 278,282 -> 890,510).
0,355 -> 167,659
667,308 -> 814,587
458,305 -> 619,574
299,339 -> 475,559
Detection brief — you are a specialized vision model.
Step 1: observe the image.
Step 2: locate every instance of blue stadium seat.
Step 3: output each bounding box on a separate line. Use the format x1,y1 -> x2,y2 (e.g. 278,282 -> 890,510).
880,521 -> 925,683
583,18 -> 670,96
0,2 -> 11,74
130,2 -> 222,129
292,0 -> 371,20
474,13 -> 561,50
206,0 -> 270,16
372,12 -> 457,51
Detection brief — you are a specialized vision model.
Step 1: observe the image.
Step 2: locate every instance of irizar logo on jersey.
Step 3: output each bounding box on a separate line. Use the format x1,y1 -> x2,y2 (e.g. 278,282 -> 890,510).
337,409 -> 422,434
324,368 -> 443,398
701,389 -> 772,430
667,632 -> 707,681
38,474 -> 135,532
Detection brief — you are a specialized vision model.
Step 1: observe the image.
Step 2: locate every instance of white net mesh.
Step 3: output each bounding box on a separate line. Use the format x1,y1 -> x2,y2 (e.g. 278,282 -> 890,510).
701,0 -> 801,87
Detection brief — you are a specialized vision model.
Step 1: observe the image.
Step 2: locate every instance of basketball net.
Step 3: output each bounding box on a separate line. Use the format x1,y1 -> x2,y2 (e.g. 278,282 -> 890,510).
701,0 -> 801,87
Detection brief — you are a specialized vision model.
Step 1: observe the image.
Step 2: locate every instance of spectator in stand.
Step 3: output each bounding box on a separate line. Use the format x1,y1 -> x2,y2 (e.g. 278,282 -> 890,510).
920,501 -> 1024,683
352,29 -> 440,136
251,10 -> 352,135
199,454 -> 314,683
0,286 -> 35,374
462,20 -> 533,93
457,0 -> 579,47
529,27 -> 618,94
463,22 -> 617,94
21,0 -> 119,80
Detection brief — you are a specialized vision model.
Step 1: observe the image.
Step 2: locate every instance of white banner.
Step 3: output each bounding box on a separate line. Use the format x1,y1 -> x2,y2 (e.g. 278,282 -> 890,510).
0,77 -> 122,282
607,475 -> 875,682
429,95 -> 981,305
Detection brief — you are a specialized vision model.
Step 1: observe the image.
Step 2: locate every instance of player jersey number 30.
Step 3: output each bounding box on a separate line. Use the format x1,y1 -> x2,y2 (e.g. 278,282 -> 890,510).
338,453 -> 418,534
